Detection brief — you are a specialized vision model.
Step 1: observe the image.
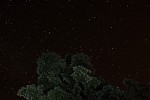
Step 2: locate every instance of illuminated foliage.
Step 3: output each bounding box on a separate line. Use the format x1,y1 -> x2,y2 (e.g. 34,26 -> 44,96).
17,51 -> 150,100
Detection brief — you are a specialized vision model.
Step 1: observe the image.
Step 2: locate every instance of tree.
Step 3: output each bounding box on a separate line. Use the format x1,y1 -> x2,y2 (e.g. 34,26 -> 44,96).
17,51 -> 150,100
123,78 -> 150,100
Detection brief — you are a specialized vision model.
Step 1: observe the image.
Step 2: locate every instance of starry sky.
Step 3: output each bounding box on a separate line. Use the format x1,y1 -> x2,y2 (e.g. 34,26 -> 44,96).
0,0 -> 150,99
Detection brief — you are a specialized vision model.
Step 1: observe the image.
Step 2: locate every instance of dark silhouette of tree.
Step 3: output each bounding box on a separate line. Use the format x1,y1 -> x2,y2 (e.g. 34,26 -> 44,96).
17,51 -> 150,100
123,78 -> 150,100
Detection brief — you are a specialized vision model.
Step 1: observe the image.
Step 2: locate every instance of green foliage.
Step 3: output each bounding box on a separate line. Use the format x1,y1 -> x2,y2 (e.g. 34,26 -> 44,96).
47,86 -> 72,100
71,65 -> 92,83
36,52 -> 65,91
123,78 -> 150,100
17,51 -> 150,100
17,84 -> 46,100
70,53 -> 93,71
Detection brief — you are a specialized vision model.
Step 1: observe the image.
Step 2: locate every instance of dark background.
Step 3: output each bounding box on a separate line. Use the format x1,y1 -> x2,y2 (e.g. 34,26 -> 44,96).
0,0 -> 150,99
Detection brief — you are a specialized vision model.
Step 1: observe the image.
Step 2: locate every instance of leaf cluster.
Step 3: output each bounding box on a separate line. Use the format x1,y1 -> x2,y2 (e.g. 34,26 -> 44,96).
17,52 -> 150,100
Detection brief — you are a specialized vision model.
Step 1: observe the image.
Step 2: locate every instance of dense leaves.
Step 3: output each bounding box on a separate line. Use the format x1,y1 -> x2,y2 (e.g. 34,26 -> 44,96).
17,84 -> 46,100
17,51 -> 150,100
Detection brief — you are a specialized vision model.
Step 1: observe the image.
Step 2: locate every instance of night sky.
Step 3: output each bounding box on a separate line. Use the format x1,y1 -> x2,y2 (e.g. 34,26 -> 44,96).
0,0 -> 150,99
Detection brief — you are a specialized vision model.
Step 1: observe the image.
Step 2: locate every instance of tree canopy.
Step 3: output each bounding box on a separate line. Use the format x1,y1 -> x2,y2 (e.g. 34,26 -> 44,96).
17,51 -> 150,100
